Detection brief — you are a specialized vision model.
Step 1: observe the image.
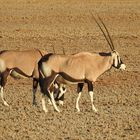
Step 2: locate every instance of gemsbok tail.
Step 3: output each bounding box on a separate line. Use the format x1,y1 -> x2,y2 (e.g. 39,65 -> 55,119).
0,58 -> 6,73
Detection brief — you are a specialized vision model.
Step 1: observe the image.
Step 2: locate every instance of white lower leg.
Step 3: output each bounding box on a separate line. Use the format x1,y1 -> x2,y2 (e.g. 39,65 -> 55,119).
89,91 -> 97,112
58,100 -> 64,106
48,99 -> 52,105
0,87 -> 9,106
50,92 -> 60,112
42,95 -> 48,113
76,92 -> 81,112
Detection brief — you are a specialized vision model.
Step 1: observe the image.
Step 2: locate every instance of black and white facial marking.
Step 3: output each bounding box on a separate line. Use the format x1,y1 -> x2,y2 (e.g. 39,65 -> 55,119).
53,83 -> 66,100
112,51 -> 126,70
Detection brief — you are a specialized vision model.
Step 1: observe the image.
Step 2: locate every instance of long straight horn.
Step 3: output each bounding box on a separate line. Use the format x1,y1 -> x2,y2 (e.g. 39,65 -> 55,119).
97,16 -> 115,50
91,13 -> 113,50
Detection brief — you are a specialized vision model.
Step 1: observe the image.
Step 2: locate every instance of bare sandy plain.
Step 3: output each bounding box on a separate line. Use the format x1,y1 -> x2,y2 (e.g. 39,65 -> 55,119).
0,0 -> 140,139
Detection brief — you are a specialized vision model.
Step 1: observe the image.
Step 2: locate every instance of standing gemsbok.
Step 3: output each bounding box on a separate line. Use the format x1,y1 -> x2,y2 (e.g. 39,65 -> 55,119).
0,49 -> 66,107
38,15 -> 126,113
0,49 -> 47,106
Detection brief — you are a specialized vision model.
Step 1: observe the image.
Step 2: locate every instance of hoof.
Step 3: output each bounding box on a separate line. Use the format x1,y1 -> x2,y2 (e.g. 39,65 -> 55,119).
55,108 -> 61,113
4,101 -> 9,107
76,109 -> 80,113
43,109 -> 48,113
56,110 -> 61,113
58,101 -> 64,106
32,102 -> 37,106
93,108 -> 98,113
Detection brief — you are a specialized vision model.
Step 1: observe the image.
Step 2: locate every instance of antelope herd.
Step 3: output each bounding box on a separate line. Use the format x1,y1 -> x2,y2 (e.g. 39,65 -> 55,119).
0,15 -> 126,113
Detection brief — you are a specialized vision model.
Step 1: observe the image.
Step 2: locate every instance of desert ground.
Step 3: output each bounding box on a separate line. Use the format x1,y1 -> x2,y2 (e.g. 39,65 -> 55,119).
0,0 -> 140,139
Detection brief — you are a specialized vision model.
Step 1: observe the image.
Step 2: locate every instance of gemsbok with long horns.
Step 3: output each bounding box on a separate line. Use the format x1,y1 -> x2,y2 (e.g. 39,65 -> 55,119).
0,49 -> 66,107
38,15 -> 126,113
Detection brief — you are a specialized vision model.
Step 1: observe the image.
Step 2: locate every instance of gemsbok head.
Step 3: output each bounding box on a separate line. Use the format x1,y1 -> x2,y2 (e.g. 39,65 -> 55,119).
38,15 -> 126,113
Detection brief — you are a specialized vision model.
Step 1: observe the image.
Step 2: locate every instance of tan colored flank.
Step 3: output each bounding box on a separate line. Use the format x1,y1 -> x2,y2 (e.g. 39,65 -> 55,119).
0,49 -> 48,106
0,49 -> 47,78
44,52 -> 113,82
39,51 -> 115,113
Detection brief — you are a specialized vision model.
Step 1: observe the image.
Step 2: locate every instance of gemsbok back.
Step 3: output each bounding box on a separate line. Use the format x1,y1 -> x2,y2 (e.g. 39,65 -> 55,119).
0,49 -> 66,107
38,15 -> 126,113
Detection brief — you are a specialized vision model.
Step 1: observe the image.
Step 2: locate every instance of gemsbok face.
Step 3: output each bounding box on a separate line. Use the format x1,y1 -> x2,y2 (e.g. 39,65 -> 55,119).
112,50 -> 126,70
38,14 -> 126,113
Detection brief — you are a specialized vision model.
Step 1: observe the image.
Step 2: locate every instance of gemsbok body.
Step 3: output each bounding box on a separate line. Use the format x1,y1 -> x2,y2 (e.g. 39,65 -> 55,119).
0,49 -> 65,107
38,15 -> 126,113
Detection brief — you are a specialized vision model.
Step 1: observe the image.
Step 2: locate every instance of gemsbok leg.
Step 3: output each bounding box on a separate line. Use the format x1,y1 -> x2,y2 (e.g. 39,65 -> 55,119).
49,89 -> 60,112
42,94 -> 48,113
32,78 -> 38,105
86,80 -> 98,112
0,70 -> 10,106
39,74 -> 60,112
76,83 -> 84,112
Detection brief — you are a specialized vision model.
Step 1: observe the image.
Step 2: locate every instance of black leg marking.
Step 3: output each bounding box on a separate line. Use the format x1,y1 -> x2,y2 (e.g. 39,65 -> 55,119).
39,74 -> 57,97
0,69 -> 10,106
32,78 -> 38,105
85,80 -> 93,92
0,69 -> 10,87
77,83 -> 84,93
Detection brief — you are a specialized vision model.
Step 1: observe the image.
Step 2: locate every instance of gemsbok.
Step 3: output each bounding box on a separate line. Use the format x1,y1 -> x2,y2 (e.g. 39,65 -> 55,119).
38,15 -> 126,113
0,49 -> 66,107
